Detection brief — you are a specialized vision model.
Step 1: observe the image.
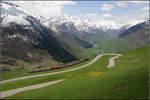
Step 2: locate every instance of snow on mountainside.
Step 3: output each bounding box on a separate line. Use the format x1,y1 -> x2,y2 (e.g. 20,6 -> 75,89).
37,14 -> 145,33
1,2 -> 31,26
1,15 -> 30,27
1,2 -> 78,63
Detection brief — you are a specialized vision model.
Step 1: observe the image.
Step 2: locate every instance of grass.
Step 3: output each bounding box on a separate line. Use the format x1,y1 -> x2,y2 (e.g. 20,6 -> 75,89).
95,38 -> 131,53
3,46 -> 149,99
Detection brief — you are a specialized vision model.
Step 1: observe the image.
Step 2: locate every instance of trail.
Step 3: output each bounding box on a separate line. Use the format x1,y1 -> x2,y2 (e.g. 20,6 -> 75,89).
1,54 -> 121,84
0,79 -> 65,98
107,54 -> 122,68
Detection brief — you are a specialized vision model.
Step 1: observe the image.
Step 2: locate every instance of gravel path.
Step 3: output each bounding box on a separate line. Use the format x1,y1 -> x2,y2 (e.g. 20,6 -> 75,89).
0,79 -> 65,98
107,54 -> 122,68
1,54 -> 121,84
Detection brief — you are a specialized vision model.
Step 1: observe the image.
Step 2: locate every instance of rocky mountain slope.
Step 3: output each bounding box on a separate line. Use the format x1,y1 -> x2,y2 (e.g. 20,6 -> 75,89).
0,2 -> 78,69
119,20 -> 150,47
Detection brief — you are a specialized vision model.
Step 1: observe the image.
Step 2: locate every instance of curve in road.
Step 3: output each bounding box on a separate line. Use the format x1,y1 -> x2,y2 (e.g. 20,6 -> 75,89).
107,54 -> 122,68
1,54 -> 121,84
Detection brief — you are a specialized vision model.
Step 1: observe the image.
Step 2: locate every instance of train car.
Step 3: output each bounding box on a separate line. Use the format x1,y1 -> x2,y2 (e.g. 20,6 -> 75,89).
28,70 -> 37,73
50,67 -> 56,70
38,68 -> 50,72
55,66 -> 61,69
28,68 -> 51,73
50,66 -> 61,70
60,65 -> 68,68
59,65 -> 65,68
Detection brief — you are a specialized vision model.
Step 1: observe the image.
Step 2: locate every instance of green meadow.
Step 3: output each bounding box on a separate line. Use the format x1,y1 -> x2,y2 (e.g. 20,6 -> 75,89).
2,46 -> 149,99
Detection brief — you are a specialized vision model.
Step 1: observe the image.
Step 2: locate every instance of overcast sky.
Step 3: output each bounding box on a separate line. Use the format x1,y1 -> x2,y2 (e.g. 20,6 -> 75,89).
9,1 -> 149,23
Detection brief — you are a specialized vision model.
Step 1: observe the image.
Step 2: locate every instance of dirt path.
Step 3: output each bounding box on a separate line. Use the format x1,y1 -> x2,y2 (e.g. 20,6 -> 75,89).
1,54 -> 121,84
0,79 -> 65,98
107,54 -> 122,68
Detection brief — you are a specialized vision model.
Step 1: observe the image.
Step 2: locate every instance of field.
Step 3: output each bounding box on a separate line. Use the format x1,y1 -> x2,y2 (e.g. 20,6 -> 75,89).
2,46 -> 149,99
95,38 -> 131,53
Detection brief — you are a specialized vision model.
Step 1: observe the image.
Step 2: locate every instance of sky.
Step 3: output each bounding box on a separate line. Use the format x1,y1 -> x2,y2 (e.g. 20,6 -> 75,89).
62,1 -> 149,21
63,1 -> 149,16
9,1 -> 149,23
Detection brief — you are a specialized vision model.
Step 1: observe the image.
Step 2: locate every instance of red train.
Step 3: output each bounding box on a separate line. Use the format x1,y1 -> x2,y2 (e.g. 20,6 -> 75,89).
50,66 -> 61,70
28,58 -> 89,73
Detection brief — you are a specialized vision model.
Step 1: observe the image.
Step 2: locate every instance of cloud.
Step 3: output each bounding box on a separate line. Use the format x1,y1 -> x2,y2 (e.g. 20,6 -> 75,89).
129,1 -> 149,4
143,6 -> 149,11
116,2 -> 127,7
8,1 -> 76,17
101,4 -> 114,11
85,13 -> 98,16
103,13 -> 112,17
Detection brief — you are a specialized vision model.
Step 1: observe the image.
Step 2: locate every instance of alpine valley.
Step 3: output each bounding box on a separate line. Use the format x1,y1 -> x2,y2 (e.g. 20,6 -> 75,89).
0,1 -> 149,72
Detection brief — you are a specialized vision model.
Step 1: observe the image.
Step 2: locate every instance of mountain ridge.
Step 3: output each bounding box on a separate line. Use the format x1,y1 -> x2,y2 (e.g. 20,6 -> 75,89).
119,20 -> 150,47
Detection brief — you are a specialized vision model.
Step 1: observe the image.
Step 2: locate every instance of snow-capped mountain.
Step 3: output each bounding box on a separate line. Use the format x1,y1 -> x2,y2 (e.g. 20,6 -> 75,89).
1,2 -> 78,64
1,1 -> 145,33
38,15 -> 121,32
37,14 -> 145,33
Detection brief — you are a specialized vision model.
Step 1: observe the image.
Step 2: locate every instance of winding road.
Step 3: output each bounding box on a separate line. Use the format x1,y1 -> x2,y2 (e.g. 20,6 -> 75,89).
0,54 -> 122,98
0,54 -> 121,84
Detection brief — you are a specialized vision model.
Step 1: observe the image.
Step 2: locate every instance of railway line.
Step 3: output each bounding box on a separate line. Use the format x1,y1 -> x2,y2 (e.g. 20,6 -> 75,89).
28,58 -> 89,73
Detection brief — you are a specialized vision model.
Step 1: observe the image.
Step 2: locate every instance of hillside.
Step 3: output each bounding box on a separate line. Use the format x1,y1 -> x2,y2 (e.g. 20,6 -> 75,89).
119,20 -> 150,47
0,15 -> 79,67
0,2 -> 86,71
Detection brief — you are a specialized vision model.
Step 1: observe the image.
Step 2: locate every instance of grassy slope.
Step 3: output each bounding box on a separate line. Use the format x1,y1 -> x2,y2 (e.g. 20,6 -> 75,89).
4,46 -> 149,99
75,38 -> 130,59
95,38 -> 131,53
79,37 -> 131,60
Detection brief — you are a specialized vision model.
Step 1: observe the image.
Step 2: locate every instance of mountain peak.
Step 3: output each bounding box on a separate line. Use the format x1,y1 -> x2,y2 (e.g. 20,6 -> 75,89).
2,1 -> 19,7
